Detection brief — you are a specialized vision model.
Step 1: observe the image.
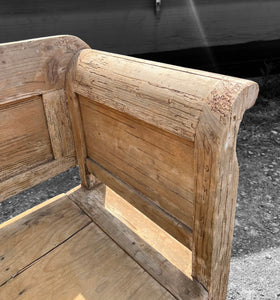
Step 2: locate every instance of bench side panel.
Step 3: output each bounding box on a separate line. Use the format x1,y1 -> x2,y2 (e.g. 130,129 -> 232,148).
192,81 -> 259,299
66,49 -> 207,248
80,96 -> 195,229
66,48 -> 259,300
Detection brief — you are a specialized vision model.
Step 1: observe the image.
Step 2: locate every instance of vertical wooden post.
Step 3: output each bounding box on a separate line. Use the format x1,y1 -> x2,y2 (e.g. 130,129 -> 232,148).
65,53 -> 97,189
192,82 -> 259,299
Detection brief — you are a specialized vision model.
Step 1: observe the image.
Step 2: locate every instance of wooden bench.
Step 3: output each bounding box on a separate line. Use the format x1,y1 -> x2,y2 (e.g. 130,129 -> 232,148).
0,36 -> 259,300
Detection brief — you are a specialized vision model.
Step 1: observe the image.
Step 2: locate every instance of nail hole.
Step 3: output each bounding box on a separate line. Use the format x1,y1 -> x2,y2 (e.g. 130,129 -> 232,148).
18,289 -> 26,296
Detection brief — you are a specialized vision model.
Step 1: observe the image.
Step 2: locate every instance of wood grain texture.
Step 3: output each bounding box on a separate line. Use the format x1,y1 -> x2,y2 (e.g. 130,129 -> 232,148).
0,157 -> 76,201
86,158 -> 192,249
0,96 -> 53,182
42,89 -> 75,160
66,48 -> 259,299
71,49 -> 205,141
0,193 -> 91,286
0,222 -> 175,300
0,35 -> 89,102
80,97 -> 194,228
50,44 -> 263,300
67,185 -> 208,300
192,81 -> 259,299
65,53 -> 94,188
70,49 -> 258,141
0,36 -> 87,199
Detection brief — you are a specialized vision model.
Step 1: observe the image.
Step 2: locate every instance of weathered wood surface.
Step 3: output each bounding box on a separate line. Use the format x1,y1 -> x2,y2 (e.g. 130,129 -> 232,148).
192,81 -> 259,300
1,1 -> 280,55
66,48 -> 259,299
65,55 -> 91,188
0,35 -> 89,102
0,96 -> 52,182
0,193 -> 91,286
42,89 -> 75,160
0,196 -> 175,300
68,185 -> 208,300
71,49 -> 257,141
71,49 -> 204,141
80,97 -> 194,229
0,36 -> 88,200
0,91 -> 76,201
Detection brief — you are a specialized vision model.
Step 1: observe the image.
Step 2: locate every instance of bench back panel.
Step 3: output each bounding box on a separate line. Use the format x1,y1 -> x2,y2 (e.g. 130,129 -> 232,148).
0,36 -> 89,201
0,95 -> 53,182
80,96 -> 195,230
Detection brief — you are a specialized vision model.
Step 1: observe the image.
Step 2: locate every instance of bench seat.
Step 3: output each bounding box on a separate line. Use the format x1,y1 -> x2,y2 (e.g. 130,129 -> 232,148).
0,190 -> 176,300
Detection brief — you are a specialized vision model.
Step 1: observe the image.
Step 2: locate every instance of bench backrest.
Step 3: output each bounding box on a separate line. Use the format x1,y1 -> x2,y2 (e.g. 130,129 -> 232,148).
65,49 -> 258,299
0,36 -> 89,201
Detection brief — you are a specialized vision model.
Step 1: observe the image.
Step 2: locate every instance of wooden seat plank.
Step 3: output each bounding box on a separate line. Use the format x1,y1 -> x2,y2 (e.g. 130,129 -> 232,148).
0,222 -> 175,300
0,194 -> 91,286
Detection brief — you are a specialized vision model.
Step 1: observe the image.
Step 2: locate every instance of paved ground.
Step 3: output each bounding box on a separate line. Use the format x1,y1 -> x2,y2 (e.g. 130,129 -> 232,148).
228,247 -> 280,300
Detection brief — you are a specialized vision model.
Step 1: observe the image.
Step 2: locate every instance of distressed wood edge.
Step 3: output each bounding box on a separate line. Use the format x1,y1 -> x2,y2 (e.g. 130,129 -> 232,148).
192,82 -> 259,299
205,79 -> 259,126
67,185 -> 208,300
0,156 -> 76,202
86,158 -> 193,250
66,48 -> 258,142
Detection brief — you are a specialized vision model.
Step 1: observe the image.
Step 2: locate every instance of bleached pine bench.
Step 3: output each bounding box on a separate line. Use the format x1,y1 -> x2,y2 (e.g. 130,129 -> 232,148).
0,36 -> 258,300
